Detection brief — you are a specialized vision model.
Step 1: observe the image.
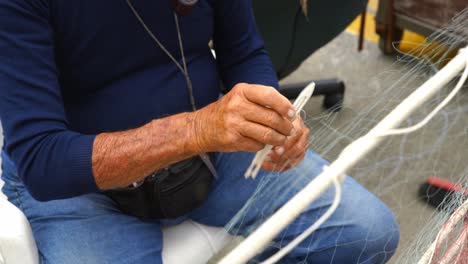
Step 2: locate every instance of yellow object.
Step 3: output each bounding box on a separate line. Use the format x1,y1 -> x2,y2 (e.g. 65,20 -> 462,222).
345,0 -> 457,63
346,12 -> 380,43
367,0 -> 378,12
346,0 -> 426,48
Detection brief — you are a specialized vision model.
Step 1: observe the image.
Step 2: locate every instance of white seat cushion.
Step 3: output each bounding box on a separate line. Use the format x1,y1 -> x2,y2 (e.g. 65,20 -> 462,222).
0,197 -> 39,264
162,220 -> 235,264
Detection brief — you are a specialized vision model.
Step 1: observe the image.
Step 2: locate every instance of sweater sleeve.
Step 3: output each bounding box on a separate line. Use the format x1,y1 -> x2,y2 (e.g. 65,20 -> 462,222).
213,0 -> 279,90
0,0 -> 98,201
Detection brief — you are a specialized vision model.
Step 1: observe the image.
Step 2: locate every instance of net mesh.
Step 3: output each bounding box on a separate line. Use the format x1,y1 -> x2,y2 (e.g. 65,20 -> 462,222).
211,7 -> 468,264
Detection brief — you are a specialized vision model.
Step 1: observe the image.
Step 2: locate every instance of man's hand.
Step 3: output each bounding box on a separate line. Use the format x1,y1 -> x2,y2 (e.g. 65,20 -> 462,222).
93,83 -> 297,190
192,83 -> 296,153
261,116 -> 310,172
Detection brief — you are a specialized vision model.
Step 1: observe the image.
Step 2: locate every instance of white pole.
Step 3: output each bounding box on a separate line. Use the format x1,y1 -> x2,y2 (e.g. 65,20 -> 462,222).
218,47 -> 468,264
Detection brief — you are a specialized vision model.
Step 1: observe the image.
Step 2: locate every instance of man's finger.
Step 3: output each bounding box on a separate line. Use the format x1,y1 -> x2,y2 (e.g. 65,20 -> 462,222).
242,102 -> 294,137
238,137 -> 265,152
261,160 -> 288,172
262,159 -> 293,172
239,121 -> 287,146
285,129 -> 308,159
242,85 -> 295,120
267,127 -> 304,163
288,135 -> 309,166
267,128 -> 308,165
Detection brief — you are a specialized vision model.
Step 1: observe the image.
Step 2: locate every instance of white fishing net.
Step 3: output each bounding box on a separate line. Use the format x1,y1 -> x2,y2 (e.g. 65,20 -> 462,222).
208,7 -> 468,264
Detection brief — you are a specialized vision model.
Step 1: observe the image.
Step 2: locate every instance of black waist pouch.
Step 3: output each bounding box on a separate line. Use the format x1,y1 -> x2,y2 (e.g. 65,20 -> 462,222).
105,156 -> 214,220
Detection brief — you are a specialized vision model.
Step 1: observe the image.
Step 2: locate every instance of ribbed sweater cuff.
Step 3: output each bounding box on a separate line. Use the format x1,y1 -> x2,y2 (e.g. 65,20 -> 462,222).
66,134 -> 99,195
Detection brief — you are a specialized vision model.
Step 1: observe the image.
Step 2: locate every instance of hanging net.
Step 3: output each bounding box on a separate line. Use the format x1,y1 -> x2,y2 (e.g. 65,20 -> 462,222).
207,7 -> 468,264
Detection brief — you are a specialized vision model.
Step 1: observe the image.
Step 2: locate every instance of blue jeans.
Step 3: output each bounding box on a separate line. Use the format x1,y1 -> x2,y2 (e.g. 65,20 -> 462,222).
2,150 -> 399,264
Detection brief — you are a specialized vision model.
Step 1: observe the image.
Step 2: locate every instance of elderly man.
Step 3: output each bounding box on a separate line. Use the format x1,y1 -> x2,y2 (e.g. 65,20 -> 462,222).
0,0 -> 399,263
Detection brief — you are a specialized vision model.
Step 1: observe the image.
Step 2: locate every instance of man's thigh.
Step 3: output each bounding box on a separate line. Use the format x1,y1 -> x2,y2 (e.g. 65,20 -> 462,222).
190,150 -> 337,228
2,170 -> 164,264
189,150 -> 399,262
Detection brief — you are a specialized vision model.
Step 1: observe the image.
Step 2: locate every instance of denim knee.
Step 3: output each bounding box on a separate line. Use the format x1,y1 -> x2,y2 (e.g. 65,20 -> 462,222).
298,177 -> 400,264
345,198 -> 400,263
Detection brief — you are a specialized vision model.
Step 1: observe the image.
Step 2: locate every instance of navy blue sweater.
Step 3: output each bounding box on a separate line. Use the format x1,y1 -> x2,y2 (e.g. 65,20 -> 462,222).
0,0 -> 278,201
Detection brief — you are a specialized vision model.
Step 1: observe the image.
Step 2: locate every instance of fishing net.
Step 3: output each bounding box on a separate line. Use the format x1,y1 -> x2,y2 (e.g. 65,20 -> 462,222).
205,7 -> 468,264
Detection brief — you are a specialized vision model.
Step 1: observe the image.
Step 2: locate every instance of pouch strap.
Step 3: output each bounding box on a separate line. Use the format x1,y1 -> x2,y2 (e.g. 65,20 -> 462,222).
199,153 -> 218,180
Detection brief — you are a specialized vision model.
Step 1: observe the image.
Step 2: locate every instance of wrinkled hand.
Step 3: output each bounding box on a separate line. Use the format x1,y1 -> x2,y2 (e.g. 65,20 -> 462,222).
193,83 -> 296,153
261,116 -> 310,172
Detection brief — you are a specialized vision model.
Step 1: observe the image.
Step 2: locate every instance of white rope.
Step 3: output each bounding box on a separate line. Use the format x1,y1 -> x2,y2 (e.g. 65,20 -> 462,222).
219,46 -> 468,264
376,48 -> 468,137
260,54 -> 466,261
263,47 -> 468,263
340,48 -> 468,160
259,48 -> 468,264
261,173 -> 342,264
